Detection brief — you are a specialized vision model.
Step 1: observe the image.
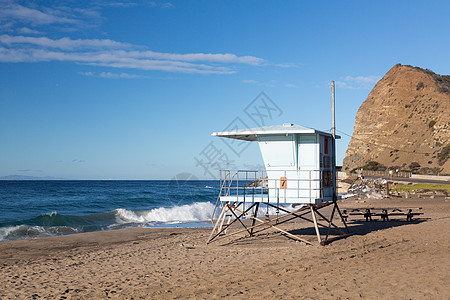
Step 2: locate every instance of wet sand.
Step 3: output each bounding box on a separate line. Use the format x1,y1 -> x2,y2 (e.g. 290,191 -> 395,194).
1,196 -> 449,299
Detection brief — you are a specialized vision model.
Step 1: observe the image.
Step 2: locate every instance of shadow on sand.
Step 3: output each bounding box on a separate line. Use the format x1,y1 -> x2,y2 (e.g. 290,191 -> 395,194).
285,217 -> 429,243
214,213 -> 430,246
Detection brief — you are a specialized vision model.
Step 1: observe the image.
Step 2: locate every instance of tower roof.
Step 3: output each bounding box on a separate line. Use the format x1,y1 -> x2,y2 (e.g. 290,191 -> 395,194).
212,123 -> 339,141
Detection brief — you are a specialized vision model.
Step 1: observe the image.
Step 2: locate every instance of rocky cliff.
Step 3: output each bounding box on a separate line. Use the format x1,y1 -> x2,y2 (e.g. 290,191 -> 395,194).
343,64 -> 450,174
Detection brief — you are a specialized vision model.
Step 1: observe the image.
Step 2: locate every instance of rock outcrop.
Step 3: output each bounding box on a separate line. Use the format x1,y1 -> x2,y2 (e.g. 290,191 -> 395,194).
343,64 -> 450,174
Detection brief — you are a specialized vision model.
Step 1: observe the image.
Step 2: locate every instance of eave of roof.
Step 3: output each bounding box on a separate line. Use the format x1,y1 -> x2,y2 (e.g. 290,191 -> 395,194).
212,123 -> 340,141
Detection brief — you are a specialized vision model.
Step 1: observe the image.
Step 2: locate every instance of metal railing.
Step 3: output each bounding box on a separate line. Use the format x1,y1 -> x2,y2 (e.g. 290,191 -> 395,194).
217,169 -> 331,204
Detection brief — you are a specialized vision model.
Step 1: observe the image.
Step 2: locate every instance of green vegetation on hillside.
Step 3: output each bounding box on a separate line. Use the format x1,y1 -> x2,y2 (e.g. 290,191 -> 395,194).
394,183 -> 450,193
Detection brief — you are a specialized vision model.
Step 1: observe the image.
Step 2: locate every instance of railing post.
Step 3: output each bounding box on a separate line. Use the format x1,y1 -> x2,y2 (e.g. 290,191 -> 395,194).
309,170 -> 311,203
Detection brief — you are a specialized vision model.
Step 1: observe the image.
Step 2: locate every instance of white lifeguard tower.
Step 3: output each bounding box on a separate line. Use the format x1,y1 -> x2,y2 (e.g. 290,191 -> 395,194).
207,83 -> 350,245
213,123 -> 336,204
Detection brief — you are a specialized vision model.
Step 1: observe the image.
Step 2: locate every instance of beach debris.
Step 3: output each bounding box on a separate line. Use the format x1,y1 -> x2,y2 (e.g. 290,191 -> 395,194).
341,178 -> 388,199
337,178 -> 354,194
180,243 -> 195,249
245,176 -> 268,188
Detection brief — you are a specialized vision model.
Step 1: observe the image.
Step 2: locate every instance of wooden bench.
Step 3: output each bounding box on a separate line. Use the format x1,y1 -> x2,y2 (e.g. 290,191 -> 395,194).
341,207 -> 423,222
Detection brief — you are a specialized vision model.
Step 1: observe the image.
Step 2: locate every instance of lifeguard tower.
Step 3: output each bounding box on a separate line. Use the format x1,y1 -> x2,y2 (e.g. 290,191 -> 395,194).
207,83 -> 350,245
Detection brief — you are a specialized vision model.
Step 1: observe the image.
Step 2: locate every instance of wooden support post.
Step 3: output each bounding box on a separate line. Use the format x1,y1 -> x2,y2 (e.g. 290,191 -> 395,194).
325,202 -> 336,241
226,203 -> 252,235
249,202 -> 259,236
310,206 -> 322,243
207,202 -> 256,244
224,214 -> 232,234
235,206 -> 320,238
224,202 -> 242,234
313,206 -> 345,235
266,202 -> 343,235
217,204 -> 228,233
208,201 -> 350,246
230,205 -> 313,245
208,204 -> 228,243
334,202 -> 350,233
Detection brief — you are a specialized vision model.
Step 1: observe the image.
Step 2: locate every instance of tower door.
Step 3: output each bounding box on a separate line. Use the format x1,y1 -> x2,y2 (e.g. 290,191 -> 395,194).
298,135 -> 318,170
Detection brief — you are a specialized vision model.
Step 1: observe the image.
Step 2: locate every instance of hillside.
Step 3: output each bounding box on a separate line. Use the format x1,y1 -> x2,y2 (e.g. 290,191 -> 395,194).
343,64 -> 450,174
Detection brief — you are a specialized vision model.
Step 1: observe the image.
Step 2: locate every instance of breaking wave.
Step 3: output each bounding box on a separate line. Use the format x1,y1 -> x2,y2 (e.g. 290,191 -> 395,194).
0,200 -> 306,242
0,201 -> 216,242
115,202 -> 216,224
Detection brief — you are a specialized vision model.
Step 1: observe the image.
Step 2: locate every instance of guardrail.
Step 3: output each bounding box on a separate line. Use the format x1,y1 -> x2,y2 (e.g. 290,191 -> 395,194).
362,170 -> 411,178
411,174 -> 450,181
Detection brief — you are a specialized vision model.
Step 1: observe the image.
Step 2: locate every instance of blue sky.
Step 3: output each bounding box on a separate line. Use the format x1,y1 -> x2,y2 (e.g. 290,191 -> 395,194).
1,0 -> 449,179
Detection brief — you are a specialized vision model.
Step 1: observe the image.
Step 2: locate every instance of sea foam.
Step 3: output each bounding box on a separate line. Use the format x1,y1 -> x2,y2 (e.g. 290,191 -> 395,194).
115,202 -> 216,224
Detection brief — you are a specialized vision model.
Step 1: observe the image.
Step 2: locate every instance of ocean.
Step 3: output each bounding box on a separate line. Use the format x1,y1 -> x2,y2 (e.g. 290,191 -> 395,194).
0,180 -> 221,242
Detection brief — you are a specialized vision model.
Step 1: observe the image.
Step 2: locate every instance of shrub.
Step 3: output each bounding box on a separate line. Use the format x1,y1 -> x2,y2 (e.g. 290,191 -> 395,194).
428,120 -> 436,128
416,82 -> 424,90
418,167 -> 443,175
437,144 -> 450,166
387,165 -> 401,171
363,161 -> 387,171
408,162 -> 421,172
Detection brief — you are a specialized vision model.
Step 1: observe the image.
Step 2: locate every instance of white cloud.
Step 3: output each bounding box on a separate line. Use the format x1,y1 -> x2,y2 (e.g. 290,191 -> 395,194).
17,27 -> 41,34
284,83 -> 296,88
72,159 -> 85,163
78,71 -> 94,76
0,35 -> 264,65
274,63 -> 299,68
0,1 -> 175,34
130,51 -> 264,65
0,2 -> 104,33
156,2 -> 175,9
336,75 -> 380,89
0,2 -> 295,75
0,34 -> 131,50
0,35 -> 262,74
99,72 -> 141,79
343,75 -> 379,84
95,1 -> 174,9
88,59 -> 234,74
0,3 -> 78,26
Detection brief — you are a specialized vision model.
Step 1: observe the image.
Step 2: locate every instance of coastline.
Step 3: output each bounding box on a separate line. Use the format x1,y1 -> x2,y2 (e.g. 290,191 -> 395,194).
1,196 -> 449,299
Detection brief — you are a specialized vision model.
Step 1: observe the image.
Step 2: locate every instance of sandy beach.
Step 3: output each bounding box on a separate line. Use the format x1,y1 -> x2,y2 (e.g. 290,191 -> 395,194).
1,195 -> 449,299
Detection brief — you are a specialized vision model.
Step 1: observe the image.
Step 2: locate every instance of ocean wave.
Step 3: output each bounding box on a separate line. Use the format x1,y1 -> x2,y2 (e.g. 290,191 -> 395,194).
0,224 -> 79,242
0,201 -> 303,242
115,202 -> 216,224
0,201 -> 217,241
